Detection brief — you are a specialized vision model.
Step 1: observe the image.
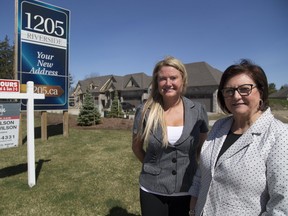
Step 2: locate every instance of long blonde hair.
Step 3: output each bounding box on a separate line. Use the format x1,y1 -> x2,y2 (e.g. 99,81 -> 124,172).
137,56 -> 188,147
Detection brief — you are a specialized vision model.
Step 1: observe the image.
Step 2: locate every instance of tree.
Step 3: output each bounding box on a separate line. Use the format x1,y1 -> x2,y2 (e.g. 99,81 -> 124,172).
0,36 -> 14,79
68,73 -> 74,91
268,83 -> 277,95
77,91 -> 101,126
107,91 -> 123,118
280,84 -> 288,90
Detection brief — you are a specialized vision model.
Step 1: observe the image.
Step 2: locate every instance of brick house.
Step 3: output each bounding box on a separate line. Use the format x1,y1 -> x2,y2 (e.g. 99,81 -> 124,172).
72,61 -> 223,115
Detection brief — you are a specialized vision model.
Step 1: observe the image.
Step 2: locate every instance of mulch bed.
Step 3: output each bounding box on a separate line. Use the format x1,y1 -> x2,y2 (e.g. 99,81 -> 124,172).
45,113 -> 134,130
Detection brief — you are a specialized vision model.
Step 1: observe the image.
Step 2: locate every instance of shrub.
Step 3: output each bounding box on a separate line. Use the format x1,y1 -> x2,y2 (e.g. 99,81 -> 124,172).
77,91 -> 101,126
107,91 -> 123,118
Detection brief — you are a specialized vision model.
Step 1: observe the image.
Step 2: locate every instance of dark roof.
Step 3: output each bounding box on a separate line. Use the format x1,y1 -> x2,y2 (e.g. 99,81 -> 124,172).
77,72 -> 152,93
76,61 -> 222,93
185,62 -> 223,87
124,72 -> 151,87
77,75 -> 113,92
269,87 -> 288,98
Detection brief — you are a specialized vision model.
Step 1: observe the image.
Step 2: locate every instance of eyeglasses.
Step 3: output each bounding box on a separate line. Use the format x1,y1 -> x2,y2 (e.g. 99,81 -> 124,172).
221,84 -> 257,98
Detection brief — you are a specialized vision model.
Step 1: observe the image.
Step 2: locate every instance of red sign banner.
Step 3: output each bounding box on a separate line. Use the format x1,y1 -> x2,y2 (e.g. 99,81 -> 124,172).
0,79 -> 20,93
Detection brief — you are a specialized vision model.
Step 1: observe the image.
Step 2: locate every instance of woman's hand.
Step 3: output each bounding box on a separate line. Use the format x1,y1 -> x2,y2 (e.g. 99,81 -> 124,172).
189,196 -> 197,215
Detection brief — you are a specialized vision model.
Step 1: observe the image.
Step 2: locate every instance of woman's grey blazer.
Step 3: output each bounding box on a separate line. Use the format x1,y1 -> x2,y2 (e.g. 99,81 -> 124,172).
190,108 -> 288,215
133,97 -> 209,194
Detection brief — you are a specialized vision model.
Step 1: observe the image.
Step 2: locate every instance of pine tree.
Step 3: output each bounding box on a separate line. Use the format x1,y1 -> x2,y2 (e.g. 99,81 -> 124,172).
0,36 -> 14,79
268,83 -> 277,95
77,91 -> 101,126
108,91 -> 123,118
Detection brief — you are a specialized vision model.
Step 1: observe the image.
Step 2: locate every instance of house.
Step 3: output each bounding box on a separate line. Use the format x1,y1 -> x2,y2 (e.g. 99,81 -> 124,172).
184,62 -> 223,112
72,61 -> 223,116
269,87 -> 288,100
72,73 -> 151,116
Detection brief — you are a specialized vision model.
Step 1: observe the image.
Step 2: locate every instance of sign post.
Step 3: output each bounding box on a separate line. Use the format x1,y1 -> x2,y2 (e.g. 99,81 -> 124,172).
0,81 -> 44,187
26,82 -> 37,187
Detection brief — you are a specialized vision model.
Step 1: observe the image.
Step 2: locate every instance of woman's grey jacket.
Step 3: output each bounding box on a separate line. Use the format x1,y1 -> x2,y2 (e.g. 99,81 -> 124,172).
133,97 -> 208,195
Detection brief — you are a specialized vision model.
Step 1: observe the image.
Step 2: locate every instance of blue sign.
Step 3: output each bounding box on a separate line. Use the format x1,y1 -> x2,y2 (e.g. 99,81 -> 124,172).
17,0 -> 70,110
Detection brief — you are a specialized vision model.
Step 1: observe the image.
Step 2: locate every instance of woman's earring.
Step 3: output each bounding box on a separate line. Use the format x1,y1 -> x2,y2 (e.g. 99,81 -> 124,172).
259,99 -> 263,110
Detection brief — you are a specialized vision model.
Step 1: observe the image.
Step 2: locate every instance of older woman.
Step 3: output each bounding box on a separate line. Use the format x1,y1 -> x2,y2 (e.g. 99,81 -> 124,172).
132,56 -> 208,216
189,59 -> 288,216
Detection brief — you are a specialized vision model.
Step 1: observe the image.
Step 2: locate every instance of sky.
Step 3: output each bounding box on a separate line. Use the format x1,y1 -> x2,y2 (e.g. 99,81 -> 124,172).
1,0 -> 287,89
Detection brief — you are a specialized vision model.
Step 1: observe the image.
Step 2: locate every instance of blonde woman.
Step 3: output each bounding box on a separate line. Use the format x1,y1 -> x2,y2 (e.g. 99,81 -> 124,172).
132,56 -> 208,216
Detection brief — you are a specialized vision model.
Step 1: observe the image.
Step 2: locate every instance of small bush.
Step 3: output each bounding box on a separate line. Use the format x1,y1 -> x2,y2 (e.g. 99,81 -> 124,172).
77,91 -> 101,126
107,91 -> 124,118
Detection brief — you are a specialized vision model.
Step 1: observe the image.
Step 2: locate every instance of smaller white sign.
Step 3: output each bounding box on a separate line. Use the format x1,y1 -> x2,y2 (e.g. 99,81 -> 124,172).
0,103 -> 21,149
21,30 -> 67,49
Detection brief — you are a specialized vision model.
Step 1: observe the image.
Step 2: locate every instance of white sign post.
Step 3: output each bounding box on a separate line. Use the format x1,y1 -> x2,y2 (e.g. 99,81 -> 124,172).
0,81 -> 44,187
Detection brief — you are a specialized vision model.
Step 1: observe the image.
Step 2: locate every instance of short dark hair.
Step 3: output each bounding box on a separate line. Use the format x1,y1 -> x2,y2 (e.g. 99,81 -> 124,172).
217,59 -> 269,114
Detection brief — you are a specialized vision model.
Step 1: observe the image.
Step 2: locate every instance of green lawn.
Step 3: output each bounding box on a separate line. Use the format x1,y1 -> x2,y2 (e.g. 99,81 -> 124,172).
0,127 -> 141,216
1,106 -> 287,216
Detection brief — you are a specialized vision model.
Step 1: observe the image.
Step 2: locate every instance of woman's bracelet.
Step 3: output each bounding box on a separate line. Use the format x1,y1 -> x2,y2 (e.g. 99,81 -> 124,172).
189,209 -> 196,216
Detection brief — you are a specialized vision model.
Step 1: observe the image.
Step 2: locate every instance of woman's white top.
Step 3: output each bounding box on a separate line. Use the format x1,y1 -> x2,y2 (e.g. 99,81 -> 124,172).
167,126 -> 183,145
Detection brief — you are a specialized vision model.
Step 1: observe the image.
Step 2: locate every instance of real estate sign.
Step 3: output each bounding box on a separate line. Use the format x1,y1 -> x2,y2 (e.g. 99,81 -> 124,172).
0,103 -> 21,149
0,79 -> 20,93
17,0 -> 70,110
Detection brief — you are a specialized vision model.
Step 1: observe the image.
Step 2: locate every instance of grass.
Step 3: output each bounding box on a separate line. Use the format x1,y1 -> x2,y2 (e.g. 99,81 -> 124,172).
0,123 -> 141,216
1,104 -> 287,216
269,98 -> 288,110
